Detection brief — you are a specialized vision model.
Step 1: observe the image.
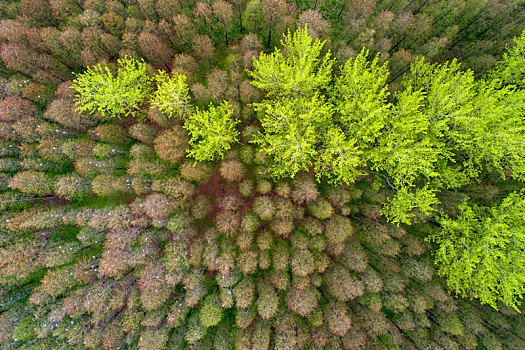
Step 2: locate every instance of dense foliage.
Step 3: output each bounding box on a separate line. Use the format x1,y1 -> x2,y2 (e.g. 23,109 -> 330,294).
184,101 -> 240,162
151,71 -> 192,119
71,55 -> 153,120
250,26 -> 525,226
430,191 -> 525,311
0,1 -> 524,350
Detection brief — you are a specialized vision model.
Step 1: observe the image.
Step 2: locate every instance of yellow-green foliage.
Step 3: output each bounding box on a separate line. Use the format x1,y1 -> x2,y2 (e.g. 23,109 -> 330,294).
151,70 -> 191,119
308,198 -> 334,219
430,192 -> 525,311
185,101 -> 240,162
199,294 -> 223,327
248,25 -> 334,97
71,55 -> 152,120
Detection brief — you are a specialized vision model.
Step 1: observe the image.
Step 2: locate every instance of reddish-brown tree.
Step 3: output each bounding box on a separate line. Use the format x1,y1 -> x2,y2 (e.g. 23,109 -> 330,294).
8,170 -> 54,196
190,82 -> 210,104
102,11 -> 125,37
239,79 -> 261,104
287,285 -> 319,317
291,173 -> 319,205
44,99 -> 95,131
93,124 -> 128,144
194,1 -> 214,32
0,44 -> 35,78
0,97 -> 36,122
171,14 -> 195,49
298,10 -> 330,39
216,210 -> 241,237
55,175 -> 89,200
138,262 -> 172,311
212,0 -> 234,43
155,0 -> 181,21
0,19 -> 28,45
192,35 -> 215,61
137,0 -> 159,20
206,68 -> 230,103
324,301 -> 352,336
129,123 -> 158,145
49,0 -> 83,21
153,125 -> 189,164
58,28 -> 83,66
91,174 -> 131,196
220,159 -> 245,182
260,0 -> 295,47
138,32 -> 172,69
20,0 -> 54,26
128,157 -> 168,177
180,160 -> 212,183
324,264 -> 364,301
143,192 -> 174,219
152,177 -> 195,203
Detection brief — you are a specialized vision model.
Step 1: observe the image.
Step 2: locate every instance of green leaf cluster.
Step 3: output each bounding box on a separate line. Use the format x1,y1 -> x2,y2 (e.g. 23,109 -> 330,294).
429,191 -> 525,311
71,55 -> 152,120
490,31 -> 525,88
72,57 -> 240,162
184,101 -> 240,162
151,70 -> 192,119
199,294 -> 224,327
251,94 -> 333,178
247,24 -> 334,97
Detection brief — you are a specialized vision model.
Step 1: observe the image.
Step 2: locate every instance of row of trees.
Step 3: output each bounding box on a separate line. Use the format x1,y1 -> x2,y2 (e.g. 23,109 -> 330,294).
0,0 -> 523,91
249,26 -> 525,223
71,55 -> 239,161
1,173 -> 524,349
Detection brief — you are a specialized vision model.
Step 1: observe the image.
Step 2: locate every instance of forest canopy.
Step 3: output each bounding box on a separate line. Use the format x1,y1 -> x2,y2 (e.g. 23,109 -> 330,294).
0,1 -> 525,349
69,24 -> 525,311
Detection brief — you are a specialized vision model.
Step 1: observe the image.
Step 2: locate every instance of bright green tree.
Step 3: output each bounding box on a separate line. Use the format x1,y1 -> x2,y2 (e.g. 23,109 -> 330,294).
362,58 -> 475,224
362,56 -> 524,224
247,24 -> 334,97
321,48 -> 391,186
70,55 -> 152,120
314,126 -> 363,185
184,101 -> 240,162
369,86 -> 446,225
248,29 -> 465,223
460,79 -> 525,180
379,57 -> 525,224
429,191 -> 525,312
251,94 -> 333,179
490,30 -> 525,88
330,48 -> 391,148
150,70 -> 192,119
